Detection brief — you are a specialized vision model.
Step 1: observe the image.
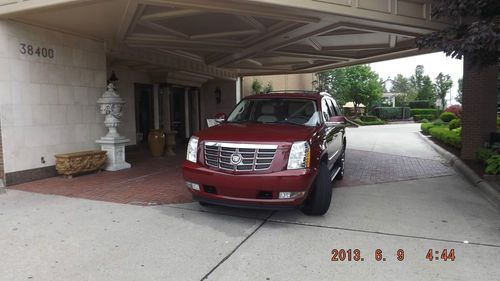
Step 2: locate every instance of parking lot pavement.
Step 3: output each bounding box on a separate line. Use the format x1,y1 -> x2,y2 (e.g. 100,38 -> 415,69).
1,124 -> 499,280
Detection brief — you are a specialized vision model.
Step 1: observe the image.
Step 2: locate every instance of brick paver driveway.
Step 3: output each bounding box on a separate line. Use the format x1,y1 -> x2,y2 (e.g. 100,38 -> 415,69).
1,123 -> 499,281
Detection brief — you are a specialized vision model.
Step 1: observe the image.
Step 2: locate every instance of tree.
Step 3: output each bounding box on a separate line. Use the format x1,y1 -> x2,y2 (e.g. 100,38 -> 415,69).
316,65 -> 383,114
455,78 -> 463,104
410,65 -> 435,102
251,78 -> 262,94
434,73 -> 454,109
416,0 -> 500,66
391,74 -> 416,106
263,81 -> 273,93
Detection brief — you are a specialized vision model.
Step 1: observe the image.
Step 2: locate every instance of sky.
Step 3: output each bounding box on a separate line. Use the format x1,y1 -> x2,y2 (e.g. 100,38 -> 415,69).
369,52 -> 463,105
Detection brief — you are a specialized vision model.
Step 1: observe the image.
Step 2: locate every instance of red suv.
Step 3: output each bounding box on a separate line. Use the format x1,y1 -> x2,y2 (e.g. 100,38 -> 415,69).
182,92 -> 346,215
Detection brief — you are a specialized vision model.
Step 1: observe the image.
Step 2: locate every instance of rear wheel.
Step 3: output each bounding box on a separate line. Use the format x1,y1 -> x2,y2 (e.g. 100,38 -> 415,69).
301,162 -> 332,216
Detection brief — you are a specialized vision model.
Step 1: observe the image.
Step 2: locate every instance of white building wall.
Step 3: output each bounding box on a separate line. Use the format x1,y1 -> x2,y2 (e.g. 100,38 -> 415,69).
0,20 -> 107,173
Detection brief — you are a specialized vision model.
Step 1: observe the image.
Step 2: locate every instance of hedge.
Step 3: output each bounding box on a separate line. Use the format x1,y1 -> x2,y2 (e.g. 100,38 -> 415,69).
360,115 -> 378,122
414,114 -> 436,122
410,108 -> 439,116
448,119 -> 461,130
409,100 -> 431,108
428,126 -> 461,149
421,122 -> 435,135
353,118 -> 385,126
372,107 -> 411,120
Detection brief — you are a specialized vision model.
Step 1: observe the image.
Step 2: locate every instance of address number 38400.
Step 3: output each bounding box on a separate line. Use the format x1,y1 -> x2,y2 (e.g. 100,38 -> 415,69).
19,43 -> 54,59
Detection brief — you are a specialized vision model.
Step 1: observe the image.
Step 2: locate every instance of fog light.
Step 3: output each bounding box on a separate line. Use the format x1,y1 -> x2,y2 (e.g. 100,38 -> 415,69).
279,192 -> 305,199
186,182 -> 200,191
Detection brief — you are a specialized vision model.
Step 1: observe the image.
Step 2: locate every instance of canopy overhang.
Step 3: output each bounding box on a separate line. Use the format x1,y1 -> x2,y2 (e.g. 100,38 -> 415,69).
0,0 -> 448,80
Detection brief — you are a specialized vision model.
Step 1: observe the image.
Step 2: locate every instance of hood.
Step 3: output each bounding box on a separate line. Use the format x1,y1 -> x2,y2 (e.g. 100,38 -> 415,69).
196,122 -> 317,143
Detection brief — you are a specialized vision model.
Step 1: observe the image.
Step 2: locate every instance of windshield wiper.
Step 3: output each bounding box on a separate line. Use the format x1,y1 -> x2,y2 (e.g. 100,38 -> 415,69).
274,120 -> 303,126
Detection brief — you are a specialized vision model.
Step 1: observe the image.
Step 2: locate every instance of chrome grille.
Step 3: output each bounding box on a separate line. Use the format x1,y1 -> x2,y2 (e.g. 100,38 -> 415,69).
204,142 -> 277,171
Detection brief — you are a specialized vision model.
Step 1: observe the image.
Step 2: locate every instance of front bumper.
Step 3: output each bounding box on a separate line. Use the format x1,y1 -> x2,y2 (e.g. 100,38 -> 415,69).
183,161 -> 317,208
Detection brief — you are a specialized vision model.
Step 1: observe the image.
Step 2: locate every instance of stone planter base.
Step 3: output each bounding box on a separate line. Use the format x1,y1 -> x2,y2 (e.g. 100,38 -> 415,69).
96,138 -> 131,171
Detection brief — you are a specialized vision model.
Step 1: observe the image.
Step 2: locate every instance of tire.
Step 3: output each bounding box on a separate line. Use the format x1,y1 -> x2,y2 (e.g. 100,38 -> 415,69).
301,162 -> 332,216
335,147 -> 346,180
198,201 -> 212,206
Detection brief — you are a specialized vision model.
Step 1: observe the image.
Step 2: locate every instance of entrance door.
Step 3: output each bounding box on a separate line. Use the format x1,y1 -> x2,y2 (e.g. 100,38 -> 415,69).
134,83 -> 154,144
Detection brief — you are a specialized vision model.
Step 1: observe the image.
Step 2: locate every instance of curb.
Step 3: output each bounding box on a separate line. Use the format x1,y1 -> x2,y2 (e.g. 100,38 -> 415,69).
418,132 -> 500,209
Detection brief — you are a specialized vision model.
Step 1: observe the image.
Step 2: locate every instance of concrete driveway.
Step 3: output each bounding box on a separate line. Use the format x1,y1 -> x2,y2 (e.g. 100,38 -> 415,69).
1,124 -> 499,281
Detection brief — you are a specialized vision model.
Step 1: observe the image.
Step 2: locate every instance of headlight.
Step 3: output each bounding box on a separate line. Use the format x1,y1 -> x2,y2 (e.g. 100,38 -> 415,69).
287,141 -> 311,169
186,136 -> 199,163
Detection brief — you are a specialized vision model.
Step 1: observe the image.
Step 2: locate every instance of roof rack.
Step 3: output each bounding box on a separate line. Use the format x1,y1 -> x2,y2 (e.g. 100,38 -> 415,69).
266,90 -> 319,94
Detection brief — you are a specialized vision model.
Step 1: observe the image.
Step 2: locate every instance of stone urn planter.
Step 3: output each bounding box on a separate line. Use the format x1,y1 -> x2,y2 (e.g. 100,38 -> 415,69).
148,129 -> 166,157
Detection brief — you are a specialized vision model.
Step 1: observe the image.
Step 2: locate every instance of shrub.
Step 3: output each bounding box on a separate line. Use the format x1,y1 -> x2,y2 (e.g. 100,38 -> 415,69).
476,148 -> 496,164
414,114 -> 436,122
421,122 -> 434,135
428,126 -> 461,148
440,112 -> 457,122
448,119 -> 461,130
497,116 -> 500,127
409,100 -> 431,109
485,155 -> 500,175
433,119 -> 445,126
360,115 -> 378,122
420,118 -> 429,123
353,118 -> 385,126
372,107 -> 411,120
410,108 -> 439,116
444,105 -> 462,118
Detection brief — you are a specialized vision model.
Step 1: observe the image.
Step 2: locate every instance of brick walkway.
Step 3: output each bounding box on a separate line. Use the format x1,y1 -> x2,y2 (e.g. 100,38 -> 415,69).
9,148 -> 191,205
9,148 -> 455,205
337,149 -> 455,187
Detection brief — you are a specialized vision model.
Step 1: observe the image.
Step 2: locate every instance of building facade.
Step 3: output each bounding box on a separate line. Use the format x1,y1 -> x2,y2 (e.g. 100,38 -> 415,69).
0,0 -> 451,185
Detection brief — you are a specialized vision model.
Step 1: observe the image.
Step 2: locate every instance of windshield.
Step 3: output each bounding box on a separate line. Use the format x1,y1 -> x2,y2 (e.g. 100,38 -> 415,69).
226,98 -> 320,126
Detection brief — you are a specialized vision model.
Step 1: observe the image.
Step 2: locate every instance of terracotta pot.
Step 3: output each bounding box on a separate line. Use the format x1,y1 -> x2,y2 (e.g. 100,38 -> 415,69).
148,129 -> 165,157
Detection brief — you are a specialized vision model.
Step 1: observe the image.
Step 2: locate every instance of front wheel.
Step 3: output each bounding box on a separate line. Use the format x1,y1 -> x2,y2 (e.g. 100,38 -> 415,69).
335,147 -> 345,180
301,162 -> 332,216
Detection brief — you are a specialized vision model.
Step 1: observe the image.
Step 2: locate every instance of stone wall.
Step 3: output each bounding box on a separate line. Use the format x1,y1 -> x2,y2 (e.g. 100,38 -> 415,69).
0,20 -> 107,177
242,73 -> 315,96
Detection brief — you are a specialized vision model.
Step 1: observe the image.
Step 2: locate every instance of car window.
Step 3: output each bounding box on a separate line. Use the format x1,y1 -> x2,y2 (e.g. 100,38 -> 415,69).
321,98 -> 332,121
327,99 -> 337,116
226,98 -> 320,126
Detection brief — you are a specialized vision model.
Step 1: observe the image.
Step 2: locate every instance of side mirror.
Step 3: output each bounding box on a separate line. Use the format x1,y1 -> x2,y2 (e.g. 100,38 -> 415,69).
214,112 -> 227,121
326,116 -> 346,127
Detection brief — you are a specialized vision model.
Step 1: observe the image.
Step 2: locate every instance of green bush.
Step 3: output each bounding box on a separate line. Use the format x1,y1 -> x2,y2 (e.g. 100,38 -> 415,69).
433,119 -> 445,126
476,148 -> 496,164
448,119 -> 461,130
409,100 -> 431,108
440,112 -> 457,122
428,126 -> 461,148
410,108 -> 439,116
420,118 -> 429,123
353,118 -> 385,126
486,155 -> 500,175
497,116 -> 500,127
372,107 -> 411,120
421,122 -> 434,135
414,114 -> 436,122
360,115 -> 378,122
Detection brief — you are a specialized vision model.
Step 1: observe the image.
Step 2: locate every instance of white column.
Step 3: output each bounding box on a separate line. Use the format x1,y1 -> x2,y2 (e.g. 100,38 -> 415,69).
184,87 -> 190,138
236,77 -> 242,103
153,83 -> 159,129
192,89 -> 200,133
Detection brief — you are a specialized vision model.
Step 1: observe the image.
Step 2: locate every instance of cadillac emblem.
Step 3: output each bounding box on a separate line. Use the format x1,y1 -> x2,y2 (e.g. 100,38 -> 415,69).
230,153 -> 242,165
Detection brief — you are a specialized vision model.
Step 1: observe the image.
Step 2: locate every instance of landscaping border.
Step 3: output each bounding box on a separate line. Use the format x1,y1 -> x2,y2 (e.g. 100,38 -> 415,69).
418,132 -> 500,209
